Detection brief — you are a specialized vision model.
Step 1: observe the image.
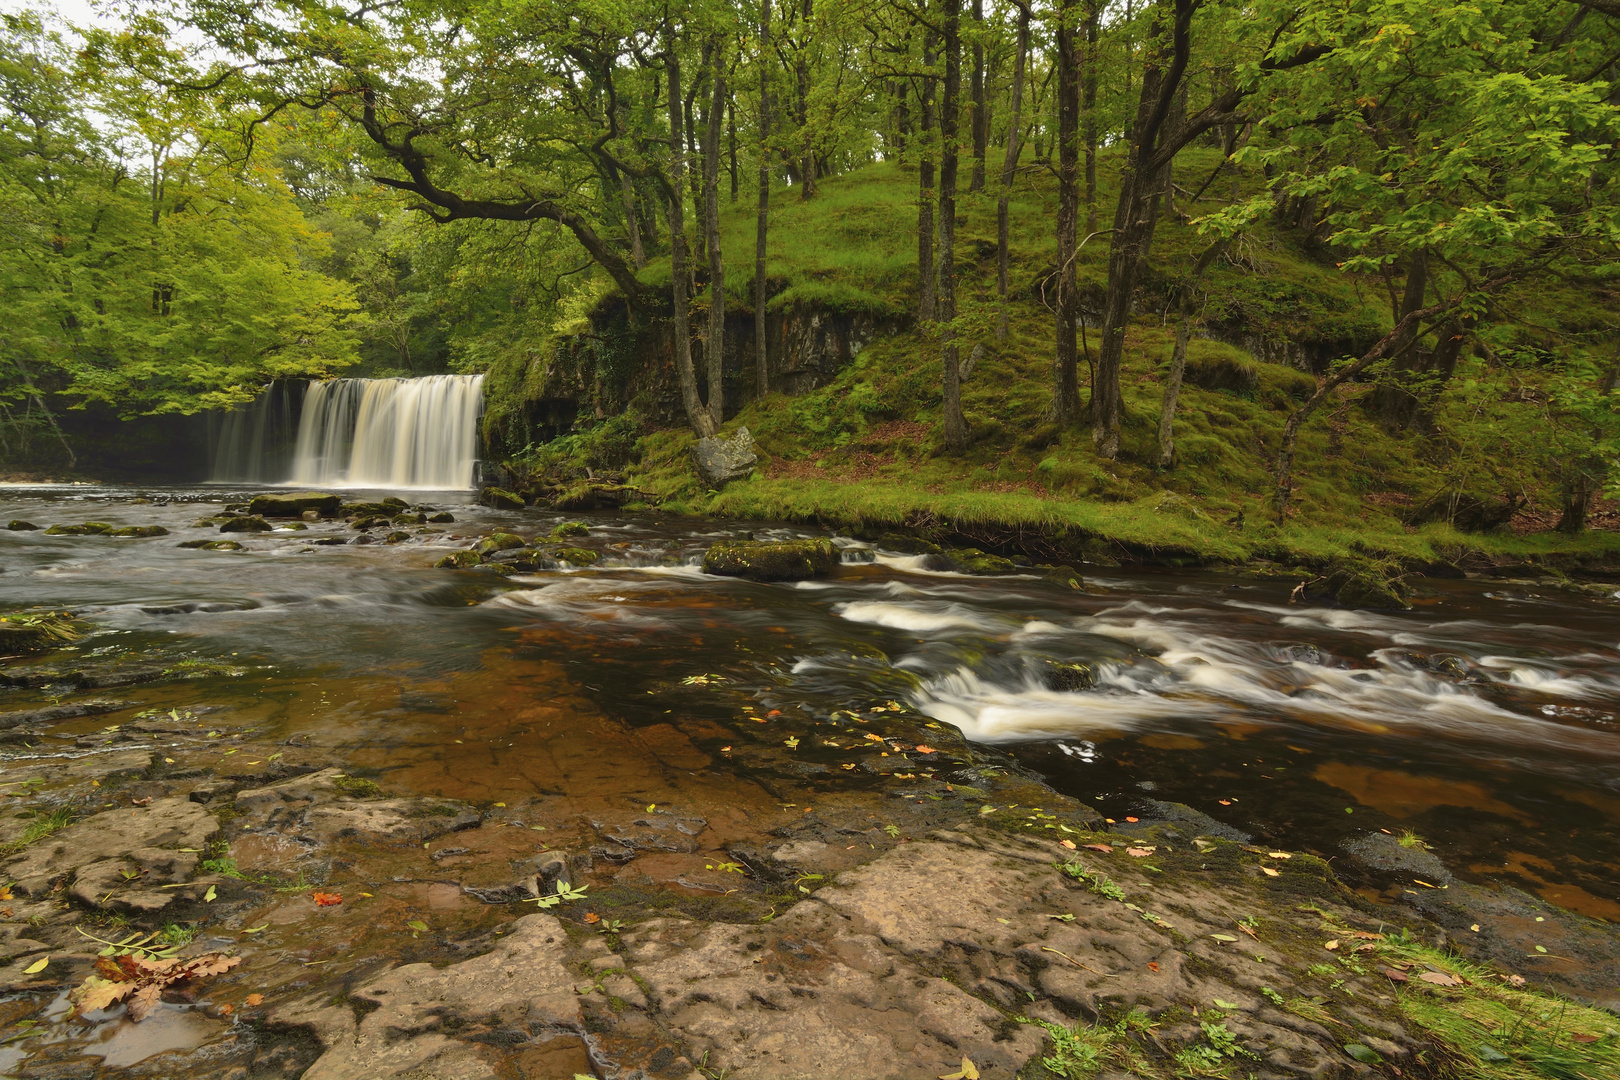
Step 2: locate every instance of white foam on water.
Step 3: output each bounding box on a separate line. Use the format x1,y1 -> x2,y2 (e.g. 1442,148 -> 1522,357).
835,600 -> 1006,634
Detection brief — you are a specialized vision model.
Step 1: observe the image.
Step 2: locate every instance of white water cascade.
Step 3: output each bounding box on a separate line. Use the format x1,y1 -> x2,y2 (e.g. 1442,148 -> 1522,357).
210,374 -> 485,489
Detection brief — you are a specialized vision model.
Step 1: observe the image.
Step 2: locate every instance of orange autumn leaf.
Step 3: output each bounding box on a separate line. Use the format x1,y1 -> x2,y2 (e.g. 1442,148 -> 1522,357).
219,1003 -> 235,1015
312,891 -> 343,907
1147,962 -> 1159,972
584,912 -> 601,924
1058,839 -> 1077,849
1083,844 -> 1113,853
914,745 -> 937,754
1124,816 -> 1139,823
245,994 -> 264,1007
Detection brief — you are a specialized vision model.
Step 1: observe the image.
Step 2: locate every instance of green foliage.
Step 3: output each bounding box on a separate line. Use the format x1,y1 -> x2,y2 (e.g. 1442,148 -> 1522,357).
1059,861 -> 1127,902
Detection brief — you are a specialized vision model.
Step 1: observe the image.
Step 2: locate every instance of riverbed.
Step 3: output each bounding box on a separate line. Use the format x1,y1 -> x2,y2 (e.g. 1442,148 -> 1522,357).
2,483 -> 1618,1075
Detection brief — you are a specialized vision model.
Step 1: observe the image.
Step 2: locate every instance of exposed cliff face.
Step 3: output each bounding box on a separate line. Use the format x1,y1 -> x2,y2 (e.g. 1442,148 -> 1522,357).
484,299 -> 899,454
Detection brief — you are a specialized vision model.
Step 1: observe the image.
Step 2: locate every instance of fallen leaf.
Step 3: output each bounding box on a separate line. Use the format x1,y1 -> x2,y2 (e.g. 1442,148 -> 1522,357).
720,746 -> 732,752
1470,924 -> 1481,933
1571,1033 -> 1600,1043
1218,799 -> 1232,806
1267,851 -> 1292,859
1211,934 -> 1238,942
1260,867 -> 1280,877
1083,843 -> 1113,853
1214,998 -> 1241,1009
0,886 -> 11,901
1058,839 -> 1077,849
914,745 -> 937,754
646,804 -> 656,812
1147,962 -> 1159,972
245,994 -> 264,1007
204,885 -> 217,902
22,957 -> 47,975
1124,816 -> 1138,822
939,1056 -> 980,1080
1417,971 -> 1462,987
1506,974 -> 1526,987
1126,847 -> 1154,858
218,1003 -> 234,1015
312,891 -> 342,907
241,925 -> 269,934
131,796 -> 152,807
407,920 -> 428,933
584,912 -> 601,924
841,763 -> 857,770
1324,940 -> 1340,951
1382,968 -> 1409,982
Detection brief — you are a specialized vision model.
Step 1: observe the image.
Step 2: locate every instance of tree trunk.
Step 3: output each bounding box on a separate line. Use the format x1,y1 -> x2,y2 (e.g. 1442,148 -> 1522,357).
755,0 -> 772,396
666,44 -> 717,438
797,0 -> 815,200
918,32 -> 938,323
728,95 -> 738,203
939,0 -> 968,452
969,0 -> 986,192
996,2 -> 1030,342
619,169 -> 645,269
704,40 -> 728,428
1082,0 -> 1099,232
1092,5 -> 1179,459
1156,236 -> 1228,466
1369,251 -> 1432,430
1050,0 -> 1082,425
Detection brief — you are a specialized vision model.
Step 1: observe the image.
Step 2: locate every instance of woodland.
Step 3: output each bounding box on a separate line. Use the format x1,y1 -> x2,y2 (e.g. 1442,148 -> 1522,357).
3,0 -> 1619,547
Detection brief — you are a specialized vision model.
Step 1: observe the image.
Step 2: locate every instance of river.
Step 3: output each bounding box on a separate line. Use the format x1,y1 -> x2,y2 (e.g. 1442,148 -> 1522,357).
3,482 -> 1618,928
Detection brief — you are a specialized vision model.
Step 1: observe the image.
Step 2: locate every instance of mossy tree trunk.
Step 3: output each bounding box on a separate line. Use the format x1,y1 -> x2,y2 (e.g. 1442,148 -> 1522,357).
939,0 -> 968,453
1050,0 -> 1082,425
666,41 -> 717,439
917,31 -> 938,324
703,38 -> 727,428
755,0 -> 772,397
796,0 -> 815,200
996,1 -> 1030,342
968,0 -> 986,193
1082,0 -> 1099,234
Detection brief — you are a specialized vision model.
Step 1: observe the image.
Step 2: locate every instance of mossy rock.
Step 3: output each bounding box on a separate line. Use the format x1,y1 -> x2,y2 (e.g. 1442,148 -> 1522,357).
872,532 -> 942,555
0,613 -> 79,653
480,487 -> 527,510
489,548 -> 555,571
7,520 -> 38,531
1037,564 -> 1085,589
1043,661 -> 1095,692
200,540 -> 244,551
703,539 -> 838,582
392,512 -> 427,525
551,521 -> 590,538
550,546 -> 600,567
1256,362 -> 1318,405
434,550 -> 484,569
106,526 -> 170,538
1301,558 -> 1411,610
385,531 -> 412,544
247,491 -> 341,518
276,521 -> 308,531
342,501 -> 395,518
475,532 -> 527,556
1182,352 -> 1258,394
467,562 -> 515,577
219,516 -> 272,534
43,522 -> 113,536
427,512 -> 456,523
352,515 -> 393,530
940,548 -> 1017,574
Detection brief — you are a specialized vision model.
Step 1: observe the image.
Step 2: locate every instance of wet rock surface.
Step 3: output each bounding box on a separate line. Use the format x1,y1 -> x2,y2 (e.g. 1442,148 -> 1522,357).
691,426 -> 758,489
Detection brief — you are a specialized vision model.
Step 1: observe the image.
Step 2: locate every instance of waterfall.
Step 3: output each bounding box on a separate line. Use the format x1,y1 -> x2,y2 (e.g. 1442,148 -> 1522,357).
210,374 -> 485,489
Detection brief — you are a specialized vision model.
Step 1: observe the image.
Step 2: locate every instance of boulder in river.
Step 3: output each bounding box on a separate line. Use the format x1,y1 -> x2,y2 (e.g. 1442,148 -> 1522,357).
692,426 -> 757,489
106,525 -> 169,537
703,538 -> 837,581
6,520 -> 38,531
933,547 -> 1017,574
247,491 -> 342,518
435,550 -> 483,569
43,522 -> 113,535
550,546 -> 599,566
428,511 -> 455,523
219,515 -> 272,534
1293,557 -> 1411,610
550,521 -> 589,537
475,531 -> 526,555
480,486 -> 526,510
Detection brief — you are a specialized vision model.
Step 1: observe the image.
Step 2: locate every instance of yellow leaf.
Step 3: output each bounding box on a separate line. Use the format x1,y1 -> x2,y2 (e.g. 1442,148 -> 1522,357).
939,1057 -> 980,1080
493,802 -> 506,807
22,956 -> 47,975
205,885 -> 217,902
1324,940 -> 1340,951
646,804 -> 656,812
1260,867 -> 1280,877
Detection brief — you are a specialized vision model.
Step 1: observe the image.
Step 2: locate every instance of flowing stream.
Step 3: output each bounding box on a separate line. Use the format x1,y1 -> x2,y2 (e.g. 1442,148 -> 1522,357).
3,484 -> 1618,922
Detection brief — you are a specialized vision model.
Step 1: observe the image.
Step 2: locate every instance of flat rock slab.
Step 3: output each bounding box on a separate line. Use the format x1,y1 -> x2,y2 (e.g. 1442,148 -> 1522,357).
3,796 -> 217,912
276,914 -> 582,1080
234,767 -> 481,847
0,748 -> 154,786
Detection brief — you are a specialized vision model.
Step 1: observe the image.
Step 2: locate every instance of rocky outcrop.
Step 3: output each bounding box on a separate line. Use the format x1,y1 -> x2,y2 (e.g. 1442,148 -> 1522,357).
2,797 -> 219,912
1292,557 -> 1412,610
479,486 -> 526,510
702,538 -> 838,581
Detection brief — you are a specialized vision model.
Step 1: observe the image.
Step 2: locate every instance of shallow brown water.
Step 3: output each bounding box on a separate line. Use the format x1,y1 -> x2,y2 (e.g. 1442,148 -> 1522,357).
3,482 -> 1618,927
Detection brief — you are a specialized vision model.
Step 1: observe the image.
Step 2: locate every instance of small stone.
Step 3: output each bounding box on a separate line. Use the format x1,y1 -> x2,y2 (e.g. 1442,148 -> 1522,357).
6,520 -> 39,531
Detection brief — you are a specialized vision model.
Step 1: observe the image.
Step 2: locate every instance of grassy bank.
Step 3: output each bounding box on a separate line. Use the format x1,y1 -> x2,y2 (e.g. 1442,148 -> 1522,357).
498,154 -> 1619,572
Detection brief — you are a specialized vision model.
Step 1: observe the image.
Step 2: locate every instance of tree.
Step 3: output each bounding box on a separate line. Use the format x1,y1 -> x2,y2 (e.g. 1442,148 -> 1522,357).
937,0 -> 967,452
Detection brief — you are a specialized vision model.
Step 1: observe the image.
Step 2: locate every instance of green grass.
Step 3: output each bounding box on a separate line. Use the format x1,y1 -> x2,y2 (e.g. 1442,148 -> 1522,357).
1,808 -> 74,856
